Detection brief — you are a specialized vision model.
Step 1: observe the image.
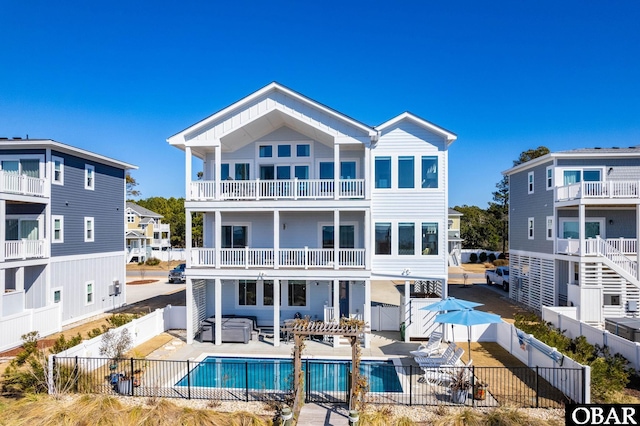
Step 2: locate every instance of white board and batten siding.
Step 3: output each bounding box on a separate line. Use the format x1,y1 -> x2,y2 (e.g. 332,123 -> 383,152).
50,252 -> 126,325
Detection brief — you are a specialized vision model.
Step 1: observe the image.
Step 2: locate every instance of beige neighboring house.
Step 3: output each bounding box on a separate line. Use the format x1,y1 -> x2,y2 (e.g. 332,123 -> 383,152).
125,202 -> 171,262
448,208 -> 463,266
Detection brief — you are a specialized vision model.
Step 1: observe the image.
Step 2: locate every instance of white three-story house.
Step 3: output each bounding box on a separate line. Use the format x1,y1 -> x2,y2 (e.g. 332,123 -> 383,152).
167,83 -> 456,347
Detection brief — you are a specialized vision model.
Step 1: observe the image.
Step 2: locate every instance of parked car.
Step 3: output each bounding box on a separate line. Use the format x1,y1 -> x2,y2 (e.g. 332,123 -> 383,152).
168,263 -> 186,283
485,266 -> 509,291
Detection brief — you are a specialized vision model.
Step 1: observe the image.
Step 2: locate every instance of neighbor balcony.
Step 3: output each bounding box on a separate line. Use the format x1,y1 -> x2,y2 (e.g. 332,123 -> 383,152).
4,239 -> 47,260
556,180 -> 640,202
189,179 -> 365,201
191,247 -> 366,269
0,171 -> 47,198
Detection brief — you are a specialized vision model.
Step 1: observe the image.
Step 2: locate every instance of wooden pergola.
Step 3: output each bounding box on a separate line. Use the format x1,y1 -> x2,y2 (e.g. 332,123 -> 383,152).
282,319 -> 366,414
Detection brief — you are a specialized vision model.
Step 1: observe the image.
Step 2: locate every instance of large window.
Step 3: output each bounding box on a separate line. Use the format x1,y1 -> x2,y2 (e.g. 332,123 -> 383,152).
375,157 -> 391,188
263,280 -> 274,306
222,225 -> 247,248
260,165 -> 275,180
85,164 -> 95,190
398,223 -> 415,255
422,223 -> 438,255
52,216 -> 64,243
321,225 -> 355,249
278,145 -> 291,157
421,156 -> 438,188
398,157 -> 415,188
52,156 -> 64,185
5,217 -> 39,241
375,223 -> 391,255
560,219 -> 603,239
276,166 -> 291,180
296,144 -> 310,157
238,280 -> 257,305
319,162 -> 334,179
1,158 -> 40,177
341,161 -> 356,179
288,280 -> 307,306
259,145 -> 272,158
294,165 -> 309,179
235,163 -> 250,180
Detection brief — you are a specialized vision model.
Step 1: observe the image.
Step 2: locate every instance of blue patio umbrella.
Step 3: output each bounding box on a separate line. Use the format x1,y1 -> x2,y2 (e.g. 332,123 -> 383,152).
434,308 -> 502,361
420,297 -> 483,312
420,297 -> 483,342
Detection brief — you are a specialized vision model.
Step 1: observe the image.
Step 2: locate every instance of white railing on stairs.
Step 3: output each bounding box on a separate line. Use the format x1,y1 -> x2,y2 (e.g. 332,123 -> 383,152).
584,236 -> 638,280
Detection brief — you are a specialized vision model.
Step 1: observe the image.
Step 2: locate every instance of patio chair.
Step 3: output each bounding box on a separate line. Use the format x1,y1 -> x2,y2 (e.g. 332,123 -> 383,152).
409,331 -> 443,357
423,359 -> 473,388
416,347 -> 464,369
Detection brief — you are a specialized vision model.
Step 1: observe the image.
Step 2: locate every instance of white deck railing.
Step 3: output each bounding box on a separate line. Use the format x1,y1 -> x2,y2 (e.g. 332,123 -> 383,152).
190,247 -> 366,269
4,239 -> 47,259
0,171 -> 47,197
556,180 -> 640,202
190,178 -> 365,201
558,236 -> 638,279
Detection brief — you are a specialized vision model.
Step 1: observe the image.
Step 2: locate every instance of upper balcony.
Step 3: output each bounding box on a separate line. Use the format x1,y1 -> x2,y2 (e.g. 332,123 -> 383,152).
556,180 -> 639,204
189,178 -> 365,202
0,171 -> 47,199
4,239 -> 47,261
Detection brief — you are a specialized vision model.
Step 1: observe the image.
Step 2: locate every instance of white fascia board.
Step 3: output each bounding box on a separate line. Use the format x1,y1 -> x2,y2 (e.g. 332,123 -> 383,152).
166,82 -> 377,146
376,112 -> 457,144
0,140 -> 137,170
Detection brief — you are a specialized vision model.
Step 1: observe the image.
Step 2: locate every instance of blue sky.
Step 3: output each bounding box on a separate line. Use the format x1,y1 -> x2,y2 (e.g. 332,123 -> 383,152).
2,1 -> 640,207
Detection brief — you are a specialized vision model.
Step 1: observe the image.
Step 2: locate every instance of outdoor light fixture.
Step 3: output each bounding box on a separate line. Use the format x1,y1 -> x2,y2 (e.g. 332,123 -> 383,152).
401,268 -> 412,276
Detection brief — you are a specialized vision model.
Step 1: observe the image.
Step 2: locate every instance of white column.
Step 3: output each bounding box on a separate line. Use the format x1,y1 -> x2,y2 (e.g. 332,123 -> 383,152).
333,278 -> 340,348
404,279 -> 410,342
334,143 -> 340,200
274,210 -> 280,269
364,144 -> 371,200
579,204 -> 585,256
185,277 -> 194,344
636,207 -> 640,278
215,278 -> 222,345
185,146 -> 192,200
334,209 -> 340,270
215,210 -> 221,269
215,144 -> 221,201
363,279 -> 371,348
273,278 -> 280,347
364,209 -> 370,270
185,209 -> 192,268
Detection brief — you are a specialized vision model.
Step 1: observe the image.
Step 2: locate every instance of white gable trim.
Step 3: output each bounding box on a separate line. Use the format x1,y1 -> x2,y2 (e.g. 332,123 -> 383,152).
376,112 -> 457,143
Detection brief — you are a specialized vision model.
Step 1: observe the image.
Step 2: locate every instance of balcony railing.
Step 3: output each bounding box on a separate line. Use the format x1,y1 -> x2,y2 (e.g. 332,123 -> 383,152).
5,239 -> 47,260
0,172 -> 47,197
191,247 -> 366,269
557,237 -> 637,256
189,179 -> 365,201
556,180 -> 640,202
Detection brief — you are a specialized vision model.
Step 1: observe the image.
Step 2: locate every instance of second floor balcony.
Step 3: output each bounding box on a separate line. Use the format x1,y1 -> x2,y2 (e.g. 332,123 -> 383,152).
0,171 -> 47,198
189,178 -> 365,202
191,246 -> 366,269
556,180 -> 640,203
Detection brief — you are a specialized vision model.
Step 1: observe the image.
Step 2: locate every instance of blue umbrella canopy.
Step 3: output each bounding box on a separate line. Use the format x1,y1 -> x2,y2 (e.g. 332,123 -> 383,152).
420,297 -> 483,312
434,308 -> 502,362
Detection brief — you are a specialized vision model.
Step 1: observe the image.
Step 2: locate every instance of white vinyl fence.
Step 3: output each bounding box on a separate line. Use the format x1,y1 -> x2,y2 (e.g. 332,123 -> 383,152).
543,306 -> 640,372
0,304 -> 61,352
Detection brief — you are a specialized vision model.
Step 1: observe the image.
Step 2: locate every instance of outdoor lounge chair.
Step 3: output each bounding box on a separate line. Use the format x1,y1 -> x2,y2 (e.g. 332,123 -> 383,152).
416,347 -> 464,369
409,331 -> 443,357
414,343 -> 454,365
423,359 -> 473,387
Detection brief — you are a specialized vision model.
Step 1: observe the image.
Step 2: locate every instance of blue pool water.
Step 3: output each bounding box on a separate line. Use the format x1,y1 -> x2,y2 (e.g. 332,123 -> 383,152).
176,357 -> 402,393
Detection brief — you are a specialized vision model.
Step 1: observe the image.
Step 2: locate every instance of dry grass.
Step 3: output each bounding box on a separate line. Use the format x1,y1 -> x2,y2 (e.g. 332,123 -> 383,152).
126,261 -> 180,272
0,394 -> 273,426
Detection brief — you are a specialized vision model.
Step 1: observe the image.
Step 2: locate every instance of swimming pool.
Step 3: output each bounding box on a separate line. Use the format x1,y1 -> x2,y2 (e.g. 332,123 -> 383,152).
176,357 -> 402,393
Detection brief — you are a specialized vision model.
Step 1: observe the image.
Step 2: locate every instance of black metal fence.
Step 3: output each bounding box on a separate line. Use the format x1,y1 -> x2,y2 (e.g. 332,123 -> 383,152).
52,356 -> 584,408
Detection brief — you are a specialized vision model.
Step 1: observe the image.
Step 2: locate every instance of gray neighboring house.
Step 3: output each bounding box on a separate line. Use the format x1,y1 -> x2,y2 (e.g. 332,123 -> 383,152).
0,138 -> 136,350
504,146 -> 640,326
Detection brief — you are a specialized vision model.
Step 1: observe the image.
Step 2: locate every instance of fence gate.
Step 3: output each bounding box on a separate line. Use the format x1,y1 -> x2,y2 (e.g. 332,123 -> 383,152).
370,304 -> 400,331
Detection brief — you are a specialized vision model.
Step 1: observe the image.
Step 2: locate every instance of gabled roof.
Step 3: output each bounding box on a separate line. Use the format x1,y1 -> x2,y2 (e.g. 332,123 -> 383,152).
0,139 -> 136,170
126,202 -> 163,219
125,230 -> 146,239
167,82 -> 378,151
448,208 -> 463,216
375,112 -> 457,145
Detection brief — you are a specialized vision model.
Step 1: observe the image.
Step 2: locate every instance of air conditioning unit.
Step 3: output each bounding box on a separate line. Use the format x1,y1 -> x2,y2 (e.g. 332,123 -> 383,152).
628,301 -> 638,313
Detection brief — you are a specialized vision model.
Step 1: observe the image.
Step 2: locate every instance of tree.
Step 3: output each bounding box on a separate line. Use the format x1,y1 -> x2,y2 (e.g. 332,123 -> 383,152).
454,205 -> 501,251
488,146 -> 550,253
126,173 -> 141,198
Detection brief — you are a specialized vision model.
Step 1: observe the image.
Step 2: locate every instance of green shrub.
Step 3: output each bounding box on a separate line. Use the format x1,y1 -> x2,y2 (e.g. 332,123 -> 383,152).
87,328 -> 103,339
105,313 -> 139,329
469,253 -> 478,263
479,252 -> 488,263
51,333 -> 83,354
145,257 -> 161,266
488,253 -> 497,262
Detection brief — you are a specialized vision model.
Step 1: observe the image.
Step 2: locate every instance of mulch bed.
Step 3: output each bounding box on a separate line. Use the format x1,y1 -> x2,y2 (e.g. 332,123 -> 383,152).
0,339 -> 57,357
127,280 -> 159,285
